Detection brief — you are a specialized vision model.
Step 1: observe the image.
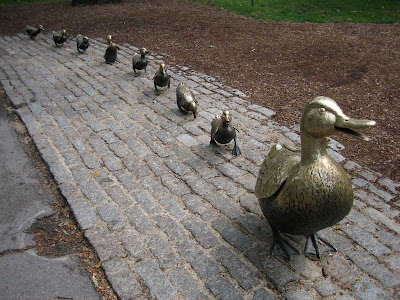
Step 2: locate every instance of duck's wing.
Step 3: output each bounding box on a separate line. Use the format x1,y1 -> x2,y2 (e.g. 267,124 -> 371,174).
210,115 -> 221,138
255,143 -> 300,199
132,53 -> 140,65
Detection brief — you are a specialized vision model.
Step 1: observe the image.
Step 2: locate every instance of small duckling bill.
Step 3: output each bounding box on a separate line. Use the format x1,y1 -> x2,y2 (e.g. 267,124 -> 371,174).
132,48 -> 148,73
255,96 -> 376,260
154,63 -> 171,92
26,25 -> 44,39
176,83 -> 198,118
210,110 -> 241,156
76,35 -> 90,53
53,29 -> 68,47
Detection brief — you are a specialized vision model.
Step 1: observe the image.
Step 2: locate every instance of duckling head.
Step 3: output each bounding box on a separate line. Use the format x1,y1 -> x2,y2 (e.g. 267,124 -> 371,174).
301,96 -> 375,142
62,29 -> 67,36
159,63 -> 167,75
39,25 -> 44,31
221,110 -> 232,125
139,48 -> 147,56
106,35 -> 113,44
83,36 -> 89,43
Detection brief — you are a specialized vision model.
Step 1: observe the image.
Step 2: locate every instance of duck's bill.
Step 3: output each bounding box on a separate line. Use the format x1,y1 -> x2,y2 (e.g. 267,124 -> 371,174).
335,117 -> 376,141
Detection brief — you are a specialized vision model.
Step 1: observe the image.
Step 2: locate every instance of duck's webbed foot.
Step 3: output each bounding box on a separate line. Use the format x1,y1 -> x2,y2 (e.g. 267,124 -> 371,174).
304,234 -> 337,259
210,138 -> 217,146
270,225 -> 300,261
232,137 -> 241,156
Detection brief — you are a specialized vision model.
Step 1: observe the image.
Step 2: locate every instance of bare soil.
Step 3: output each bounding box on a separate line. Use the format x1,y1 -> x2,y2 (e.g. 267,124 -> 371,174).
0,0 -> 399,185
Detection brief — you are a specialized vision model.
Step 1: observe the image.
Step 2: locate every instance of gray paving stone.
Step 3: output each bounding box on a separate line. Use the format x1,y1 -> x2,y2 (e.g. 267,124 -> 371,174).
206,276 -> 244,300
122,157 -> 152,178
164,155 -> 192,176
252,288 -> 278,300
244,245 -> 298,289
115,229 -> 147,259
182,217 -> 219,249
212,245 -> 259,290
342,225 -> 391,256
97,203 -> 128,231
238,214 -> 270,241
135,259 -> 176,300
208,176 -> 244,198
109,141 -> 131,158
69,198 -> 99,230
80,182 -> 110,205
212,219 -> 253,252
102,153 -> 124,172
81,152 -> 101,169
182,172 -> 215,196
187,158 -> 219,179
145,233 -> 180,269
363,207 -> 400,234
158,196 -> 187,219
239,193 -> 263,216
177,240 -> 221,279
284,289 -> 316,300
313,278 -> 339,297
131,190 -> 159,215
347,250 -> 400,288
324,253 -> 362,285
88,137 -> 110,156
125,205 -> 156,234
352,278 -> 392,300
204,191 -> 243,220
182,194 -> 218,221
70,164 -> 92,185
161,173 -> 191,196
169,267 -> 208,299
144,153 -> 170,176
102,258 -> 143,300
84,225 -> 124,261
153,214 -> 189,242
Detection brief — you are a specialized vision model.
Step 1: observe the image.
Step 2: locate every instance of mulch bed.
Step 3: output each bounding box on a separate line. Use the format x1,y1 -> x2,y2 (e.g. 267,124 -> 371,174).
1,0 -> 399,185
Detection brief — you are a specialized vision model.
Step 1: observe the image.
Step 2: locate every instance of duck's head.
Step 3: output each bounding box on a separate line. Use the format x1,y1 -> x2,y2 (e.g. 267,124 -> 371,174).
39,25 -> 44,31
106,35 -> 113,43
221,110 -> 232,124
62,29 -> 67,36
158,63 -> 167,75
83,36 -> 89,43
139,48 -> 147,56
301,96 -> 376,141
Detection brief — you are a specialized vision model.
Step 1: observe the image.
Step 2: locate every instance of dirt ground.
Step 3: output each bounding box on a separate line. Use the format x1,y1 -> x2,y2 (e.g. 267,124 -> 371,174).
0,0 -> 399,185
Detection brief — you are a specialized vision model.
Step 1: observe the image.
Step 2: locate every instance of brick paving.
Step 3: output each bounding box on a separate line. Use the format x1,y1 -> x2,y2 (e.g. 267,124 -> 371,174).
0,34 -> 399,300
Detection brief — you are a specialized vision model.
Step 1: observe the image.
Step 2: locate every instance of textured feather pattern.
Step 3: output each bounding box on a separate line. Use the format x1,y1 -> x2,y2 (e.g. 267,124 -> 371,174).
255,143 -> 300,199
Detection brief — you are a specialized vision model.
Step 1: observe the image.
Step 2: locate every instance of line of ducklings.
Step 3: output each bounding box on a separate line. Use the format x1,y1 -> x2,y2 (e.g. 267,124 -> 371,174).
23,28 -> 375,262
25,26 -> 242,157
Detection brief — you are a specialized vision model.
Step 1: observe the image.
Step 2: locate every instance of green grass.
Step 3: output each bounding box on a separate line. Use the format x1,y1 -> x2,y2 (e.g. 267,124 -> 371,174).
190,0 -> 400,23
0,0 -> 65,6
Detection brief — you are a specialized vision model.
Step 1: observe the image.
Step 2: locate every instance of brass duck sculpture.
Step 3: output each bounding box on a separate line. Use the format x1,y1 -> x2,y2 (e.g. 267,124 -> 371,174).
53,29 -> 68,47
104,35 -> 119,64
176,83 -> 198,118
255,96 -> 375,260
153,63 -> 171,92
132,48 -> 148,74
26,25 -> 44,39
76,34 -> 89,53
210,110 -> 241,156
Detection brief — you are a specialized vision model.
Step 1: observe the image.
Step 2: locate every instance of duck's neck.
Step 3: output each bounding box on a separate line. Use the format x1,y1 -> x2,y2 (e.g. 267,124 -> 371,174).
300,131 -> 328,164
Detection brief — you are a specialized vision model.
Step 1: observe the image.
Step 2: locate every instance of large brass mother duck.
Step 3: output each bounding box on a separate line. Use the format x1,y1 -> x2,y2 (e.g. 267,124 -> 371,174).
255,96 -> 375,260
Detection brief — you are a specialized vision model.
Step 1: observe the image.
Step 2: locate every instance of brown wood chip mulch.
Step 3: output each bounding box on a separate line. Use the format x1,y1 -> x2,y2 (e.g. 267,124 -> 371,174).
1,0 -> 399,185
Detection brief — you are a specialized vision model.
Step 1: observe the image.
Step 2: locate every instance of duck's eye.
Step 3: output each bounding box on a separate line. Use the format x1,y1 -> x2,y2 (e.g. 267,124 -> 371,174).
319,108 -> 326,113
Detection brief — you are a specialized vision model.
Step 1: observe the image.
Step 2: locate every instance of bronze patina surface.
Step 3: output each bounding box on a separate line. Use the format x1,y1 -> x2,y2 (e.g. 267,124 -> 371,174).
132,47 -> 148,74
255,96 -> 376,259
210,110 -> 241,156
176,83 -> 198,119
153,63 -> 170,92
76,34 -> 89,53
53,29 -> 67,47
25,25 -> 44,39
104,35 -> 118,64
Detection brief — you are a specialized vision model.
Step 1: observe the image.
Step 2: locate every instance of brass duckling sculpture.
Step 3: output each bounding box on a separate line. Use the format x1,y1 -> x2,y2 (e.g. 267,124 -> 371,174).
132,48 -> 148,74
104,35 -> 119,64
176,83 -> 198,118
153,63 -> 171,92
210,110 -> 241,156
76,34 -> 89,53
255,96 -> 376,260
26,25 -> 44,39
53,29 -> 68,47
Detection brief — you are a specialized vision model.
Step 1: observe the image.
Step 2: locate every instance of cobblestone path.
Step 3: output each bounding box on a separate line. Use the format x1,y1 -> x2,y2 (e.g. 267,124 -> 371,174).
0,34 -> 399,300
